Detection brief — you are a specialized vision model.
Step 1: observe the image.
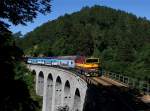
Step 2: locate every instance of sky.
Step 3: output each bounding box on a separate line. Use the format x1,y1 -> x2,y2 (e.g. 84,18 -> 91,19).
9,0 -> 150,35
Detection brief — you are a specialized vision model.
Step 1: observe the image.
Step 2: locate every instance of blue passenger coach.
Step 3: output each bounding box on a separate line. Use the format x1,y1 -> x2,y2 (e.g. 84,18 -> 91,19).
27,57 -> 45,64
58,59 -> 75,68
44,58 -> 59,66
57,56 -> 76,68
27,56 -> 76,68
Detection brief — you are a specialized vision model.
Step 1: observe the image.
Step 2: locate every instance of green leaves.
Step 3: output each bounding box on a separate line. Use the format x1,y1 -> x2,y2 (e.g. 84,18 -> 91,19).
17,5 -> 150,81
0,0 -> 51,25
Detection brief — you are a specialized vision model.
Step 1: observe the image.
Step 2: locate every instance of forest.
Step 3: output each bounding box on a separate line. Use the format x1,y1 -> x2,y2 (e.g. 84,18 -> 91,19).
16,5 -> 150,81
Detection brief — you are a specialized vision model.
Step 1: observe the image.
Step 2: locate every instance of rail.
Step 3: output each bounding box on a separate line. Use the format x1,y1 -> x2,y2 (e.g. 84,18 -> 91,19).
103,71 -> 150,95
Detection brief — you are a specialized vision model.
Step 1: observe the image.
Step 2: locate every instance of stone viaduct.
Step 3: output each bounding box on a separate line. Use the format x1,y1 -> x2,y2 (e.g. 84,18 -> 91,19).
28,65 -> 87,111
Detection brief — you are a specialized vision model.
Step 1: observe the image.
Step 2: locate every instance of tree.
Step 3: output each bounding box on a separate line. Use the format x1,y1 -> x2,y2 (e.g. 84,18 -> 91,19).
13,31 -> 23,38
0,0 -> 51,111
0,0 -> 51,25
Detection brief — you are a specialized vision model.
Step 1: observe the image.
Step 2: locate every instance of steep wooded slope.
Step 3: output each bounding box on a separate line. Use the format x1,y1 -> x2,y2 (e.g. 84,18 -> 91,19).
17,6 -> 150,81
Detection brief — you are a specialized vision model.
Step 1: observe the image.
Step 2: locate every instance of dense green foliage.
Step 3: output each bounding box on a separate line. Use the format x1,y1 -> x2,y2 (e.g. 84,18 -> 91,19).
0,0 -> 51,110
17,6 -> 150,81
14,62 -> 42,111
0,27 -> 40,111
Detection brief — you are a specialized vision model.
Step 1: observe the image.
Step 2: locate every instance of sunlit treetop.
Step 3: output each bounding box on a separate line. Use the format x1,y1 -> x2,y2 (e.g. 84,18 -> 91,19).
0,0 -> 51,25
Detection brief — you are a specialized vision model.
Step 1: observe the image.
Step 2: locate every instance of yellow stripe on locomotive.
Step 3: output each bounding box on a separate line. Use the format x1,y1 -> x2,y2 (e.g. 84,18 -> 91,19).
76,57 -> 100,67
76,57 -> 100,70
76,63 -> 99,69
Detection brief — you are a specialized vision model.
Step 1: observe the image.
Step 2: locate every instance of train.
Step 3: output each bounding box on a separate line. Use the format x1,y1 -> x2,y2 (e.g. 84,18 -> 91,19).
27,56 -> 102,76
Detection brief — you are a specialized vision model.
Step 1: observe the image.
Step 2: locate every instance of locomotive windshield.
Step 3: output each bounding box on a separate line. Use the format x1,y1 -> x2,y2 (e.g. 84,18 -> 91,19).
86,58 -> 99,63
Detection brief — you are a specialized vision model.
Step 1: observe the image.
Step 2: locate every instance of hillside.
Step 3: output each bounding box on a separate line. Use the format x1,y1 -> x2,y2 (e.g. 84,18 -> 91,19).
17,5 -> 150,81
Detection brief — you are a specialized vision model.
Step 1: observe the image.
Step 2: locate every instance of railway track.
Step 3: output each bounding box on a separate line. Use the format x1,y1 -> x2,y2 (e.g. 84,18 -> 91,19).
81,75 -> 126,87
81,76 -> 136,111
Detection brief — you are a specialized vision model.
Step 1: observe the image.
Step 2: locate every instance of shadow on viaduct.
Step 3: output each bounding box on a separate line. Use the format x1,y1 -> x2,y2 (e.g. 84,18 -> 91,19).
28,65 -> 87,111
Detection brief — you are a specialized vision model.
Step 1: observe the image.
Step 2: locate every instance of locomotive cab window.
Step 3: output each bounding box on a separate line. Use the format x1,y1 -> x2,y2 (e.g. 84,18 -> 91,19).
86,58 -> 99,63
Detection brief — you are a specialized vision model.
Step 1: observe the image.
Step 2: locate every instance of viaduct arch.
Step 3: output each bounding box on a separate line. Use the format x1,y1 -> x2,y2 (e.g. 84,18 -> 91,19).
28,65 -> 87,111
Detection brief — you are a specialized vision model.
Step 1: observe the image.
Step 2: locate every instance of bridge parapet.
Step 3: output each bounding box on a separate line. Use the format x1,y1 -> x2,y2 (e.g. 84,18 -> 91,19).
103,71 -> 150,95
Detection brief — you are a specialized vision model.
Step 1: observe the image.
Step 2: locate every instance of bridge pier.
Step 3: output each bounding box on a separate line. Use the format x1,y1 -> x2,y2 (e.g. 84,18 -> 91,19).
42,74 -> 47,111
37,71 -> 44,96
54,76 -> 63,110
